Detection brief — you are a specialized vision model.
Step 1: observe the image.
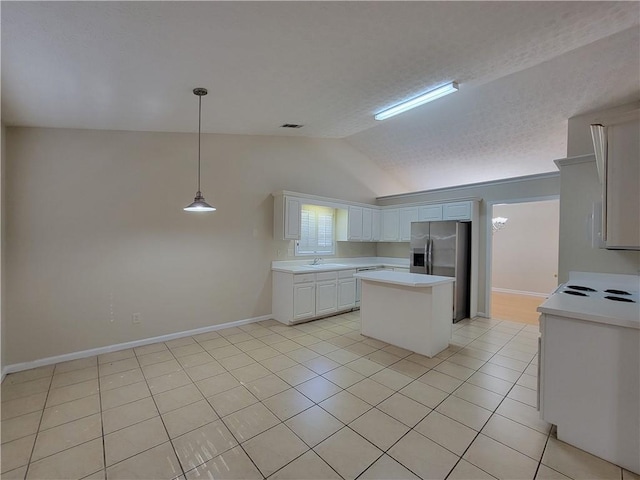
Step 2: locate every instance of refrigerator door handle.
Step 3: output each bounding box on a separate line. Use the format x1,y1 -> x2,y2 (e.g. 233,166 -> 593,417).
427,239 -> 433,275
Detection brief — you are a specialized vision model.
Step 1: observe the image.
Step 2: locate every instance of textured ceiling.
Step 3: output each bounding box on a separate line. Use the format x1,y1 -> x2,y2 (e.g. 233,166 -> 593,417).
2,2 -> 639,191
348,26 -> 640,190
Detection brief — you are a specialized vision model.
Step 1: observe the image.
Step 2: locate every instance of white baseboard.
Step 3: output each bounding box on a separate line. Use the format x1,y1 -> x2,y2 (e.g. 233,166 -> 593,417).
1,314 -> 272,380
491,287 -> 548,298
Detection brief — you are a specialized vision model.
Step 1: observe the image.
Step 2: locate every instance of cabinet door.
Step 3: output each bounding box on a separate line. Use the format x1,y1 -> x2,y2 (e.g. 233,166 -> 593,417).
348,206 -> 363,241
371,209 -> 381,241
293,283 -> 315,320
418,205 -> 443,221
605,119 -> 640,249
284,197 -> 302,240
382,209 -> 400,242
443,201 -> 472,220
399,207 -> 419,241
362,208 -> 373,241
337,278 -> 356,310
315,280 -> 338,316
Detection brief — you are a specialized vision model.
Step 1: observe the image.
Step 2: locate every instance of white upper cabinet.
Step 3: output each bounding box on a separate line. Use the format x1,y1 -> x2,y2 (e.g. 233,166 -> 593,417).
362,208 -> 373,241
603,117 -> 640,249
371,209 -> 381,241
418,204 -> 443,221
443,201 -> 472,220
274,191 -> 478,244
274,193 -> 301,240
399,207 -> 419,241
337,206 -> 372,242
382,209 -> 400,241
348,206 -> 363,241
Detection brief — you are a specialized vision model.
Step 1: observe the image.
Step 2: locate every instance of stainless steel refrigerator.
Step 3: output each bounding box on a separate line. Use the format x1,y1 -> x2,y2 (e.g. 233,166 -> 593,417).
409,221 -> 470,323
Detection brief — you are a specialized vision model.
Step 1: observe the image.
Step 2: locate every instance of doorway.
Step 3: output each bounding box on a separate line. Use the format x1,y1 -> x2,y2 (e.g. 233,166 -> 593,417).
489,198 -> 559,324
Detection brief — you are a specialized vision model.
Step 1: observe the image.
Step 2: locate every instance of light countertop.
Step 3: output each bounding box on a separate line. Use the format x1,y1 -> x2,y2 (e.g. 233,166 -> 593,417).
354,271 -> 454,287
272,257 -> 409,274
537,272 -> 640,330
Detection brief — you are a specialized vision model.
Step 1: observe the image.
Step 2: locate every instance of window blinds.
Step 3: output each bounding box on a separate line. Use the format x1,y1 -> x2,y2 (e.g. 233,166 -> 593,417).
297,205 -> 335,255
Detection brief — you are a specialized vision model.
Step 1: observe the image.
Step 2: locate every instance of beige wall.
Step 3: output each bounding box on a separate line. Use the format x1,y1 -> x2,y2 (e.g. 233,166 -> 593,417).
491,200 -> 559,295
556,156 -> 639,282
557,101 -> 640,281
4,127 -> 406,364
375,242 -> 410,259
376,174 -> 561,315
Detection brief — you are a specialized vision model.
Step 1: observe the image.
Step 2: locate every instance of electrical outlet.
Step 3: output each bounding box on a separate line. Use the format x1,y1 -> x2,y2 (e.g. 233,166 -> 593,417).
132,313 -> 141,324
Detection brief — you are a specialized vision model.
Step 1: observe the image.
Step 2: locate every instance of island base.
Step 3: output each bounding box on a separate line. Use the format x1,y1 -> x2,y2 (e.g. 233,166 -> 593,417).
360,280 -> 453,358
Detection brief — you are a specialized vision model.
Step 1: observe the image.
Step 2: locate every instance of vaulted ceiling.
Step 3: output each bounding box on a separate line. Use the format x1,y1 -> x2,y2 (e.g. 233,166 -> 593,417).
2,2 -> 639,190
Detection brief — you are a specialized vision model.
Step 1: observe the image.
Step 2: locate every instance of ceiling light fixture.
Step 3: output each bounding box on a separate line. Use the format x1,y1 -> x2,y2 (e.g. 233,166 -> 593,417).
374,82 -> 459,121
184,88 -> 216,212
492,217 -> 508,233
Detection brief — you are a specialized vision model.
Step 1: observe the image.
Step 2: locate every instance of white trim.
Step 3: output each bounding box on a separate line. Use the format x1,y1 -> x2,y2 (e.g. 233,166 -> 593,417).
1,314 -> 271,379
376,171 -> 559,201
492,287 -> 549,298
475,312 -> 490,318
485,195 -> 560,319
553,153 -> 595,168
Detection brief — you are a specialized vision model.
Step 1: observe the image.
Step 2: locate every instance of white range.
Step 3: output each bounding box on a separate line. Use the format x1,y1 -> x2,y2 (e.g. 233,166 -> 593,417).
537,271 -> 639,474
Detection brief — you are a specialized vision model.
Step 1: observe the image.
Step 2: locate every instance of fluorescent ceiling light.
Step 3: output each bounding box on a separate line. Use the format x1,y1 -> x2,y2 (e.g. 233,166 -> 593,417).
374,82 -> 459,121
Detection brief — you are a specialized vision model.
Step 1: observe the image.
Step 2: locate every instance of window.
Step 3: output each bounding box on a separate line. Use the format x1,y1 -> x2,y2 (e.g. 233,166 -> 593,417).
296,204 -> 335,255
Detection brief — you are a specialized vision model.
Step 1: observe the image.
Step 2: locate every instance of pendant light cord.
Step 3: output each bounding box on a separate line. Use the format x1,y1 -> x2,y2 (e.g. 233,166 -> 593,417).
197,94 -> 202,193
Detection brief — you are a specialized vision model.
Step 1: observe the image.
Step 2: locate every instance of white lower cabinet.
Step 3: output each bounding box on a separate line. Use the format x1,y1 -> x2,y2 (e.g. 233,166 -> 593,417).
539,312 -> 640,473
337,277 -> 356,311
273,269 -> 356,325
315,278 -> 338,316
293,282 -> 315,321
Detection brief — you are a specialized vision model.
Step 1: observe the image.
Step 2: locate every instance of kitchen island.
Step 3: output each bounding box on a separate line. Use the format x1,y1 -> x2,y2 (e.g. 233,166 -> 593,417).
353,271 -> 454,358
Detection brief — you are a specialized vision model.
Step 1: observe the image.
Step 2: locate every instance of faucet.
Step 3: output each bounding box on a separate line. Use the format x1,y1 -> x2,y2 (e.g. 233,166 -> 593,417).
311,257 -> 322,265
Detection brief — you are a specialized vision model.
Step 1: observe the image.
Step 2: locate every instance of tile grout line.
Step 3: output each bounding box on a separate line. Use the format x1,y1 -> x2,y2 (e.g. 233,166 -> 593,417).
4,313 -> 544,480
97,360 -> 108,480
134,340 -> 187,479
443,347 -> 545,478
22,359 -> 70,480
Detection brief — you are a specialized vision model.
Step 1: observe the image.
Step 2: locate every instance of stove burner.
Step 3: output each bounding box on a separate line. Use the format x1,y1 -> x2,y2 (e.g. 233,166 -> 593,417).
605,296 -> 636,303
563,290 -> 588,297
604,289 -> 631,295
567,285 -> 597,292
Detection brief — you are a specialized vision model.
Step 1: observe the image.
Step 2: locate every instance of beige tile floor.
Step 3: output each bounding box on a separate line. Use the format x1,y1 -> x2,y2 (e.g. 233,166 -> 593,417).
1,313 -> 637,480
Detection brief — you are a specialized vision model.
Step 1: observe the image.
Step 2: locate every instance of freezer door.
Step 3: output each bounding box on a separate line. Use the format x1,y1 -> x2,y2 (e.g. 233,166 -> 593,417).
410,222 -> 430,273
410,222 -> 430,248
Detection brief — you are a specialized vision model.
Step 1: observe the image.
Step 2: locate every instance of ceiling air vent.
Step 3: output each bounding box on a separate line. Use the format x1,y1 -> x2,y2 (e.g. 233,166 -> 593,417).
280,124 -> 304,129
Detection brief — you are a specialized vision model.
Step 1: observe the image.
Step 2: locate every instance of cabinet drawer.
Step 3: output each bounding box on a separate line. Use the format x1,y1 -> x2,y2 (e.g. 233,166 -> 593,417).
338,269 -> 357,279
294,273 -> 316,284
316,271 -> 338,281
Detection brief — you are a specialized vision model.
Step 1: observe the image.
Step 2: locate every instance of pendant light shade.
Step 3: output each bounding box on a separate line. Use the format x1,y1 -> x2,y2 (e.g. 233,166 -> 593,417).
184,87 -> 216,212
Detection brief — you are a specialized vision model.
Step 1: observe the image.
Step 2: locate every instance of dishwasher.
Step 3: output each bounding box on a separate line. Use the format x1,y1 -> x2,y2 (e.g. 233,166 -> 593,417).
355,266 -> 384,308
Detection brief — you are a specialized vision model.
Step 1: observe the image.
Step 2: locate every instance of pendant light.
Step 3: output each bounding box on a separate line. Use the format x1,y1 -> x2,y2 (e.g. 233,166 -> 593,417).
184,87 -> 216,212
